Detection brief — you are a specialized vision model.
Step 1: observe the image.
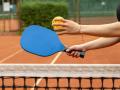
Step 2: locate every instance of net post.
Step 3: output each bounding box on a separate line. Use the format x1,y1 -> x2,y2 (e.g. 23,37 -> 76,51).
75,0 -> 80,24
16,0 -> 22,32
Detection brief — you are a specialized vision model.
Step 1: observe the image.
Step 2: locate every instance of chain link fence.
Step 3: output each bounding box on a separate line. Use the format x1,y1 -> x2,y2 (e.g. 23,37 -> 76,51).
0,0 -> 120,32
0,0 -> 21,32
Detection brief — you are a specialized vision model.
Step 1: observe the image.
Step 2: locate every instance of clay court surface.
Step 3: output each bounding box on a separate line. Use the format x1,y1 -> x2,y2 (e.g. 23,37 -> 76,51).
0,17 -> 120,90
0,17 -> 120,64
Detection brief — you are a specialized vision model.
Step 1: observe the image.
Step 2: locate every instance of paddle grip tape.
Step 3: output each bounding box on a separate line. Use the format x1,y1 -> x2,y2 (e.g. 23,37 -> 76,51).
79,51 -> 85,58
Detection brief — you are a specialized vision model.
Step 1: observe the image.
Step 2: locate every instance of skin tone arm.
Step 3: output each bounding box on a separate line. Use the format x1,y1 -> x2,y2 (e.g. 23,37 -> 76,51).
52,19 -> 120,57
66,37 -> 120,58
53,19 -> 120,37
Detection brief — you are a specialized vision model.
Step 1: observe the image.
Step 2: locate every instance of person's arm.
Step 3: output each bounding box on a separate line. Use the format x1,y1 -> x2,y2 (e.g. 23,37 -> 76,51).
66,37 -> 120,58
81,22 -> 120,37
53,19 -> 120,37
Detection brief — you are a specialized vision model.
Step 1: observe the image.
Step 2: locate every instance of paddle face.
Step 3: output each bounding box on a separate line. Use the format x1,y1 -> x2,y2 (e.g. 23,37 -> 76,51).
20,25 -> 65,57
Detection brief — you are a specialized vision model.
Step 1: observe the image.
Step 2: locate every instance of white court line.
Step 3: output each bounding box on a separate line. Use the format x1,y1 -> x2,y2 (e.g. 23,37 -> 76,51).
0,49 -> 22,63
31,52 -> 63,90
50,52 -> 63,64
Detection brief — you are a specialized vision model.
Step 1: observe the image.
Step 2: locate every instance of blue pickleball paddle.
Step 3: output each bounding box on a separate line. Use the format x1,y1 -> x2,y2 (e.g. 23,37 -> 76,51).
20,25 -> 85,58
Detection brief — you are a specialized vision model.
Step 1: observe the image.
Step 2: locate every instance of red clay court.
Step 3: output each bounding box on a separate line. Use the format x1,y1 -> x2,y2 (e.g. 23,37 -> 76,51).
0,17 -> 120,64
0,34 -> 120,64
0,0 -> 120,89
0,15 -> 120,90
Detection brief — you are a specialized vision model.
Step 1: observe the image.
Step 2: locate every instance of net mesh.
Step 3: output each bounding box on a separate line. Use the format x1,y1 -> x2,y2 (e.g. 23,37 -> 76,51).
0,64 -> 120,90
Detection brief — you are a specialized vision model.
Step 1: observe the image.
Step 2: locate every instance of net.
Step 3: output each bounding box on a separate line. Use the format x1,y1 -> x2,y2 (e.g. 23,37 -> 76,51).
0,64 -> 120,90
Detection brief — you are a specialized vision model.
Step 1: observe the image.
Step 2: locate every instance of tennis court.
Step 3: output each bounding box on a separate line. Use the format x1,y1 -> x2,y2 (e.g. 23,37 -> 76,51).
0,0 -> 120,89
1,17 -> 120,90
0,14 -> 120,90
0,16 -> 120,64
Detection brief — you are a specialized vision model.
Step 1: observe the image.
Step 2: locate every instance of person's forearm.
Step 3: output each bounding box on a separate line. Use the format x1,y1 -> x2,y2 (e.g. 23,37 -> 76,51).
80,22 -> 120,37
81,37 -> 120,51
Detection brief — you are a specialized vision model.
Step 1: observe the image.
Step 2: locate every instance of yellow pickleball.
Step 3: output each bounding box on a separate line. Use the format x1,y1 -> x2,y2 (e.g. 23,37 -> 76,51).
52,16 -> 64,30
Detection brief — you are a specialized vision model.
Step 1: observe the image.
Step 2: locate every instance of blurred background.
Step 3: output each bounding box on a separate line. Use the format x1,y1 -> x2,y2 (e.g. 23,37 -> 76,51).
0,0 -> 119,33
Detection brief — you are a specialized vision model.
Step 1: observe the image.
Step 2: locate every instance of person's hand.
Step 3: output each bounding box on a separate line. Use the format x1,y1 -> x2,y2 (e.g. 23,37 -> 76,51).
66,45 -> 86,58
52,19 -> 81,34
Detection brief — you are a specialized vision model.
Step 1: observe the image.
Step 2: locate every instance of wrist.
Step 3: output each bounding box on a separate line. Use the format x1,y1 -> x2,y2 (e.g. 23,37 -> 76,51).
79,25 -> 84,34
78,25 -> 81,33
80,44 -> 88,51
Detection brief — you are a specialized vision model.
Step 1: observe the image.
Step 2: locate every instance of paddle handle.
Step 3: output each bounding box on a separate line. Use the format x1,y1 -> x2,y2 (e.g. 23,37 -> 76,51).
79,51 -> 85,58
64,49 -> 85,58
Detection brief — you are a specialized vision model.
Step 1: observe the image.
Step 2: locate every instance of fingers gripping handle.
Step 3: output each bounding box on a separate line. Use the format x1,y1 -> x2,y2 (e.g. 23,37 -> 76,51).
64,49 -> 85,58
